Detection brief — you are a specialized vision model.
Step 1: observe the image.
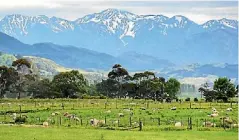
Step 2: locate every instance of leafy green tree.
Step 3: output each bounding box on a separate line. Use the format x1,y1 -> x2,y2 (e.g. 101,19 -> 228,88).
96,79 -> 119,98
165,78 -> 180,99
28,79 -> 60,98
213,77 -> 237,102
52,70 -> 87,98
0,66 -> 18,98
11,59 -> 36,99
108,64 -> 129,98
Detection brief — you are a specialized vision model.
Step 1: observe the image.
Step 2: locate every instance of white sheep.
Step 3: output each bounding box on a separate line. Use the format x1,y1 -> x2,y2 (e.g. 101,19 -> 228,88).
171,107 -> 177,110
209,112 -> 219,117
12,113 -> 17,120
203,122 -> 216,127
118,113 -> 124,117
43,121 -> 49,127
124,109 -> 131,112
105,110 -> 111,113
175,122 -> 183,127
226,108 -> 233,111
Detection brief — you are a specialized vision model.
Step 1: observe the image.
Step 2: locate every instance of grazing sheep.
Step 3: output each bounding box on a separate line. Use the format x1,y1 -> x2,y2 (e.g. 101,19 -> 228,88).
209,113 -> 219,117
129,103 -> 136,106
175,122 -> 183,127
232,124 -> 239,128
212,107 -> 217,113
171,107 -> 177,110
226,108 -> 233,111
51,113 -> 56,116
105,110 -> 111,113
140,107 -> 146,110
124,109 -> 131,112
12,113 -> 17,120
221,117 -> 233,124
73,117 -> 80,122
43,121 -> 49,127
63,112 -> 72,119
90,118 -> 105,126
203,122 -> 216,127
118,113 -> 124,117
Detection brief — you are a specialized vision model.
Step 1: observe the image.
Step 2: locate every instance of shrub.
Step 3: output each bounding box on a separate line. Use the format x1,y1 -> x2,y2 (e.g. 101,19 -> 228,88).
194,98 -> 199,102
166,98 -> 171,103
185,97 -> 190,102
15,116 -> 27,123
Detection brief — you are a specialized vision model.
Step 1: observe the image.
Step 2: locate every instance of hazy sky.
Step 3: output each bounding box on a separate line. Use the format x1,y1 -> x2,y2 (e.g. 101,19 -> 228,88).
0,0 -> 238,24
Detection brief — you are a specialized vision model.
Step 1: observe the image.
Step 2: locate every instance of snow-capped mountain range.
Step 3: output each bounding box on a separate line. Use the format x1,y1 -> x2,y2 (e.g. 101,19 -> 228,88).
0,9 -> 238,64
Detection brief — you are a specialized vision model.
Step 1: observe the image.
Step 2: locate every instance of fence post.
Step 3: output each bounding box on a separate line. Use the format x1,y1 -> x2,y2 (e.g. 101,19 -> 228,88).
139,118 -> 142,131
190,102 -> 191,109
190,117 -> 192,130
105,102 -> 107,109
80,116 -> 83,126
105,116 -> 107,125
118,118 -> 120,127
158,118 -> 160,126
204,119 -> 206,127
223,118 -> 225,130
129,116 -> 132,127
196,119 -> 198,128
19,105 -> 22,117
230,102 -> 232,108
61,103 -> 64,110
60,116 -> 61,125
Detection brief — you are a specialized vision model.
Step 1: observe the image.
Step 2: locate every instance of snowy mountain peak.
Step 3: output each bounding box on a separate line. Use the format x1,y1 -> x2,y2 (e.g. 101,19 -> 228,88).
203,18 -> 238,29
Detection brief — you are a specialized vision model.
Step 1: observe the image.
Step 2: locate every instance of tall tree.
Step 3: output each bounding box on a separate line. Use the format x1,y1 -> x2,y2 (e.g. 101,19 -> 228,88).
165,78 -> 180,99
213,77 -> 237,102
0,66 -> 18,98
108,64 -> 129,98
52,70 -> 87,98
11,58 -> 36,99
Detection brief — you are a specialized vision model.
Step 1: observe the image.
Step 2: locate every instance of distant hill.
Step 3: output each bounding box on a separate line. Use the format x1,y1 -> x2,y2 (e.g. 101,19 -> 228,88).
0,32 -> 174,71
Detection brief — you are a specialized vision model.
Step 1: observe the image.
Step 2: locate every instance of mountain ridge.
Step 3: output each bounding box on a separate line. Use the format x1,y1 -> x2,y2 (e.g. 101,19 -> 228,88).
0,9 -> 237,65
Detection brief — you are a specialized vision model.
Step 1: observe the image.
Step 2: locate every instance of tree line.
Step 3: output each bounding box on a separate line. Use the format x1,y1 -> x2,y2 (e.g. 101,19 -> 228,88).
0,59 -> 237,102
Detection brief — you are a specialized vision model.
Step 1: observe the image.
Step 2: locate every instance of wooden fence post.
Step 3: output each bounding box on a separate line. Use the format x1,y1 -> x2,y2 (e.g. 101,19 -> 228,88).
19,105 -> 22,117
158,118 -> 160,126
105,116 -> 107,125
59,116 -> 62,125
61,103 -> 64,110
139,118 -> 142,131
129,116 -> 132,127
190,102 -> 191,109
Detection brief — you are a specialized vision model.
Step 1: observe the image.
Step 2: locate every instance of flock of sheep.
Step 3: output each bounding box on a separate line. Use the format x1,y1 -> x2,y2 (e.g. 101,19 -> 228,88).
4,102 -> 238,129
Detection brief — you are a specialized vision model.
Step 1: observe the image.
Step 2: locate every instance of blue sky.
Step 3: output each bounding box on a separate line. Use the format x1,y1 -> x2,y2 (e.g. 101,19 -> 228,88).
0,0 -> 237,24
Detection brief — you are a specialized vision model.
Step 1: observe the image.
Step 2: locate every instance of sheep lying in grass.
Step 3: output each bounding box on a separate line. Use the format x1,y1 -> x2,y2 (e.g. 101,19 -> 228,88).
12,113 -> 17,120
140,107 -> 146,110
171,107 -> 177,110
43,121 -> 49,127
208,108 -> 219,117
226,108 -> 233,111
51,112 -> 60,116
209,112 -> 219,117
105,110 -> 111,113
118,113 -> 124,117
90,118 -> 105,126
202,121 -> 216,127
175,122 -> 183,127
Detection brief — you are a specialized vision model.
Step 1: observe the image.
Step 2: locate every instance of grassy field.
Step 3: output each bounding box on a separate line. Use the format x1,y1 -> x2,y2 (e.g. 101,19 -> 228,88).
0,125 -> 237,140
0,99 -> 238,140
